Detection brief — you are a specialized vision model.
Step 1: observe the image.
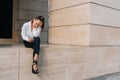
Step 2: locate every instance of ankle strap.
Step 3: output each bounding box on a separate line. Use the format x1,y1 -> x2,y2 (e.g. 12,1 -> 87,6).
33,60 -> 37,64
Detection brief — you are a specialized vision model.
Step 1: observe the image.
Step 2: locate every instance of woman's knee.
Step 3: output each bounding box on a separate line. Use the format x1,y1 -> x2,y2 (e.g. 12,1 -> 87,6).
33,37 -> 40,44
23,40 -> 33,48
34,37 -> 40,41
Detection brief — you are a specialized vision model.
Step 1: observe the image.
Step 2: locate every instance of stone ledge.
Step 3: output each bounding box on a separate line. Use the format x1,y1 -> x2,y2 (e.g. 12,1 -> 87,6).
0,44 -> 120,80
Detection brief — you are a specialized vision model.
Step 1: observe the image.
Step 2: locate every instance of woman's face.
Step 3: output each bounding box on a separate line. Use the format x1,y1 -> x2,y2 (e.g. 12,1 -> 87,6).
32,19 -> 43,27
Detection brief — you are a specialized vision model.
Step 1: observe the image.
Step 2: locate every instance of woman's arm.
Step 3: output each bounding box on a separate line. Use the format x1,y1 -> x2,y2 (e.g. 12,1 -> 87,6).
32,27 -> 41,37
21,23 -> 29,41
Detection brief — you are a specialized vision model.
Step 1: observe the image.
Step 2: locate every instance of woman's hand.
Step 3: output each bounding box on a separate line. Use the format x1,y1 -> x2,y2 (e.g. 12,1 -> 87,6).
28,38 -> 34,42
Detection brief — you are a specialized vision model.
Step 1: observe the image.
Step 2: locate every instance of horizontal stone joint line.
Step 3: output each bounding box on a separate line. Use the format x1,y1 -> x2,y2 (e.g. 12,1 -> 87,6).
91,2 -> 120,11
16,28 -> 48,32
90,23 -> 120,29
16,19 -> 30,21
49,23 -> 90,28
31,0 -> 48,3
16,19 -> 48,23
49,2 -> 120,12
49,43 -> 120,47
16,19 -> 48,22
50,23 -> 120,29
19,8 -> 48,13
49,2 -> 90,12
89,45 -> 120,47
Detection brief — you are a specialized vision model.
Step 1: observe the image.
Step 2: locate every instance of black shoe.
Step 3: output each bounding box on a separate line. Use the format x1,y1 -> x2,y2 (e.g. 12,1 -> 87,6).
32,61 -> 39,74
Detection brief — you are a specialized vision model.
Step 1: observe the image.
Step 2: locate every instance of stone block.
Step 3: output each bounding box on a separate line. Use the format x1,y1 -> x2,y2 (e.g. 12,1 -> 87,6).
70,25 -> 90,46
32,0 -> 48,2
92,0 -> 120,10
90,25 -> 120,45
0,48 -> 19,64
49,3 -> 90,26
0,44 -> 120,80
90,3 -> 120,27
49,0 -> 90,11
49,26 -> 70,45
20,64 -> 40,80
20,0 -> 48,12
32,45 -> 120,80
49,25 -> 90,46
66,47 -> 120,80
20,48 -> 33,64
38,46 -> 68,80
49,24 -> 120,46
0,47 -> 19,80
0,64 -> 18,80
39,47 -> 68,62
19,46 -> 67,80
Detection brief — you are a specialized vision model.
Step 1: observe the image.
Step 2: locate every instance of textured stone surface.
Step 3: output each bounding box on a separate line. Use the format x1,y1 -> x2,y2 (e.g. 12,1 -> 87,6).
92,0 -> 120,10
87,72 -> 120,80
19,0 -> 48,11
20,64 -> 41,80
33,0 -> 48,2
0,44 -> 120,80
49,0 -> 120,11
49,25 -> 89,45
49,26 -> 70,45
0,48 -> 19,80
90,25 -> 120,45
40,45 -> 120,80
49,3 -> 90,26
49,0 -> 120,46
0,64 -> 18,80
90,3 -> 120,27
49,0 -> 90,11
49,24 -> 120,46
67,47 -> 120,80
0,48 -> 19,64
20,48 -> 33,64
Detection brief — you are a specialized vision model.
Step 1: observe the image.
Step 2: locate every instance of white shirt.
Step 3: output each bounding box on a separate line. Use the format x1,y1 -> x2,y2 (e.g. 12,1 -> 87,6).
21,21 -> 41,41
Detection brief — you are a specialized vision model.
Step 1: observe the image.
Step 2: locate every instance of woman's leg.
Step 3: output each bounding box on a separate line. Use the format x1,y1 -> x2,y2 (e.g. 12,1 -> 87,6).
23,40 -> 33,48
33,37 -> 40,59
32,37 -> 40,74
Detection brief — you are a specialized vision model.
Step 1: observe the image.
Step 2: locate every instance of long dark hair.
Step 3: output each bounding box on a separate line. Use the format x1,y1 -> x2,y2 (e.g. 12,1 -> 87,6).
34,16 -> 45,31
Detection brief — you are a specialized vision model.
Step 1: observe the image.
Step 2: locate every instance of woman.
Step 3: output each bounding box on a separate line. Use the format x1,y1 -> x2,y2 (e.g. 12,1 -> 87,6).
21,16 -> 44,74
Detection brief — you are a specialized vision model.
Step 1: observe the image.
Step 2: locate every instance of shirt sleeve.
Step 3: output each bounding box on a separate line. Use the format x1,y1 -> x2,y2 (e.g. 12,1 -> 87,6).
32,27 -> 41,37
21,23 -> 29,41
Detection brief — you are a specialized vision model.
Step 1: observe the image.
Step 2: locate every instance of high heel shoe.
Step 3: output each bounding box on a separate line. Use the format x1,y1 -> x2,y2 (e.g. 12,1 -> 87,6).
32,61 -> 39,74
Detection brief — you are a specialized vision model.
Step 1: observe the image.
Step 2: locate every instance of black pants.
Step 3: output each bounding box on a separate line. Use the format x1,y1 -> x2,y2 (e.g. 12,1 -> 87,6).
23,37 -> 40,58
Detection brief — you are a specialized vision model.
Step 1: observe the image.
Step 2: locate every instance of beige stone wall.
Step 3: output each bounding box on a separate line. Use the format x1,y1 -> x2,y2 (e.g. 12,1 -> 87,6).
39,46 -> 120,80
16,0 -> 48,43
49,0 -> 120,46
48,0 -> 120,79
49,0 -> 91,45
1,45 -> 120,80
89,0 -> 120,46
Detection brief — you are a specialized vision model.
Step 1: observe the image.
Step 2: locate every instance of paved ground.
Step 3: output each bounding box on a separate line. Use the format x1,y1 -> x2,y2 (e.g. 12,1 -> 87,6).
86,72 -> 120,80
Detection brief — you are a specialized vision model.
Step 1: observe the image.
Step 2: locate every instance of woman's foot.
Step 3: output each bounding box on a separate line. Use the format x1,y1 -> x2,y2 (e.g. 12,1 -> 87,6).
32,61 -> 39,74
